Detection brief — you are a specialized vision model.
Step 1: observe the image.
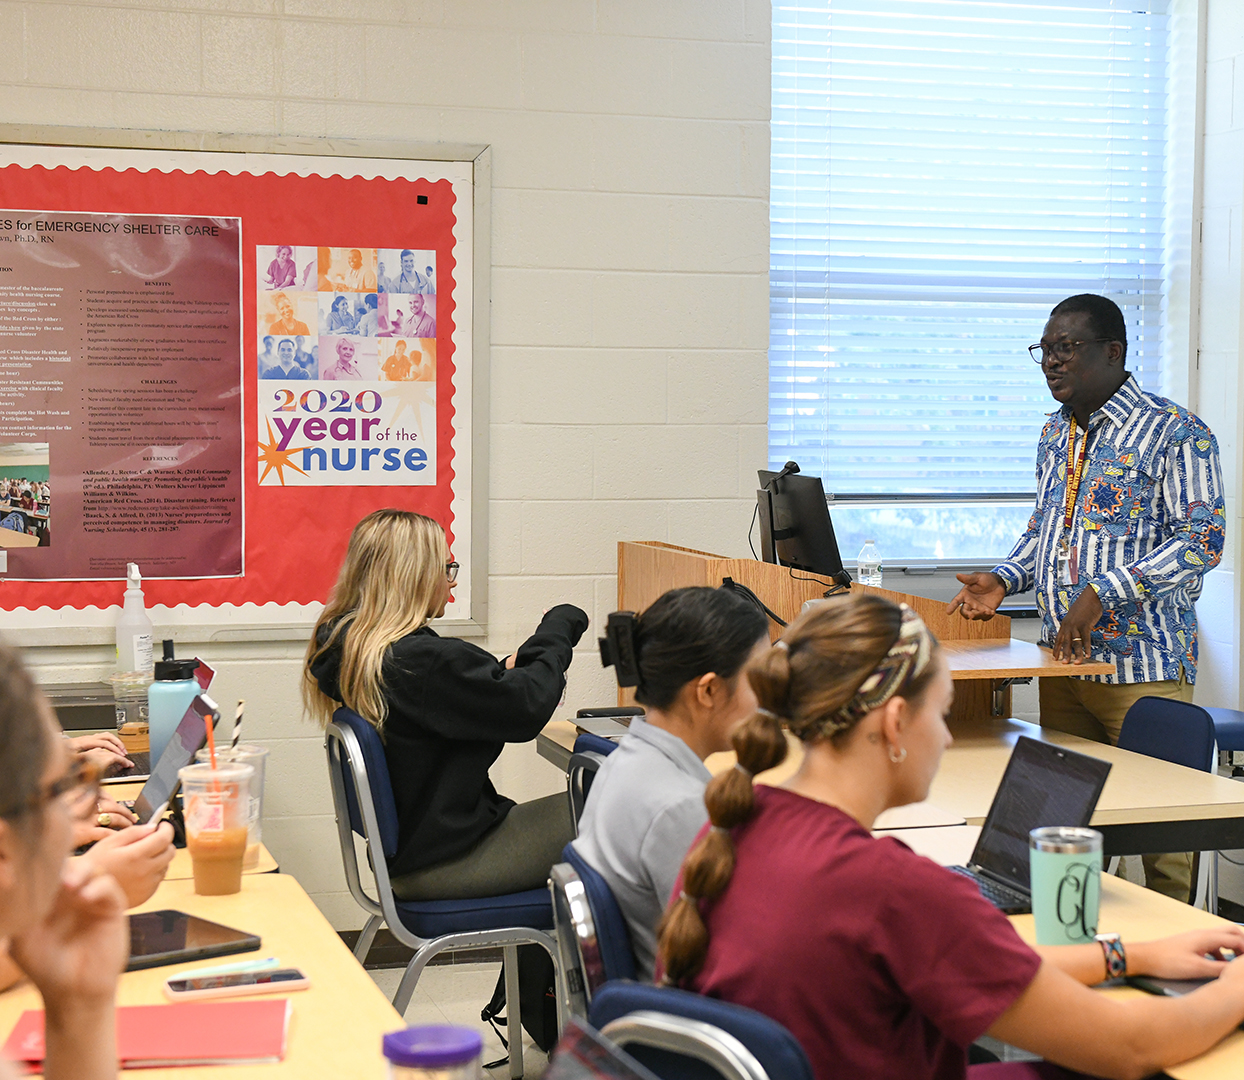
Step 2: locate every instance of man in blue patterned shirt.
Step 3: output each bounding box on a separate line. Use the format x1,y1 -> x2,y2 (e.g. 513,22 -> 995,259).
947,294 -> 1226,900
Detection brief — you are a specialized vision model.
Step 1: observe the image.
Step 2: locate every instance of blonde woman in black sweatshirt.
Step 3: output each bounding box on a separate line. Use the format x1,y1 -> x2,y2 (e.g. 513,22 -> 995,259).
304,509 -> 588,899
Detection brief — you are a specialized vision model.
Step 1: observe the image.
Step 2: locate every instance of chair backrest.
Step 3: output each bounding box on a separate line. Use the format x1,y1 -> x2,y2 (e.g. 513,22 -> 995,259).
574,732 -> 621,757
326,707 -> 400,859
564,845 -> 637,983
568,751 -> 607,831
550,850 -> 638,1019
568,733 -> 620,831
1118,696 -> 1217,774
589,982 -> 814,1080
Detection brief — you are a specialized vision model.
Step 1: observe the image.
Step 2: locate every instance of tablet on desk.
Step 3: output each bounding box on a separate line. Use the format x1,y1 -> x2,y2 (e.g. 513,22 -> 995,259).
128,909 -> 261,971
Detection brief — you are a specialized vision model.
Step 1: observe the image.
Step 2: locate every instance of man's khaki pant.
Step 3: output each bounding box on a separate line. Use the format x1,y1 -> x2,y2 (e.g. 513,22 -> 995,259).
1038,673 -> 1195,903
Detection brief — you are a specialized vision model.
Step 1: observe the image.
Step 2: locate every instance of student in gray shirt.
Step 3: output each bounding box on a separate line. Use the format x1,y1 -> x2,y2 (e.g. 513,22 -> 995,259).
572,586 -> 770,980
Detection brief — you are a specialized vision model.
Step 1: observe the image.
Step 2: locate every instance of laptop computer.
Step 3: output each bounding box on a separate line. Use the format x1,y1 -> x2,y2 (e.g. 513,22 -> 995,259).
102,750 -> 151,784
948,736 -> 1112,914
125,696 -> 220,825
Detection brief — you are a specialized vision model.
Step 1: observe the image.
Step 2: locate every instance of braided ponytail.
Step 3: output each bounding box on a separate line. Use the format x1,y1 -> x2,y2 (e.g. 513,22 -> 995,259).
657,592 -> 940,986
657,648 -> 793,984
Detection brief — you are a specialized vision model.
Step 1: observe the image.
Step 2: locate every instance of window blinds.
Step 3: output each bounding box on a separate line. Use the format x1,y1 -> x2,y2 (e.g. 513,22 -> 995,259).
770,0 -> 1170,495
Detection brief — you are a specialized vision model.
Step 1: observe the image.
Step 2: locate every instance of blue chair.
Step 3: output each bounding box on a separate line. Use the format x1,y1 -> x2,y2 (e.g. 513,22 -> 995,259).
549,846 -> 637,1019
325,707 -> 563,1079
1116,695 -> 1218,909
1205,706 -> 1244,770
588,982 -> 814,1080
567,732 -> 619,831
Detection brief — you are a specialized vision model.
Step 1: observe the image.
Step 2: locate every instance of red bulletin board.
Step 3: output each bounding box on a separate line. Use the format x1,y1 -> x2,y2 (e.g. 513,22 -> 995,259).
0,141 -> 480,629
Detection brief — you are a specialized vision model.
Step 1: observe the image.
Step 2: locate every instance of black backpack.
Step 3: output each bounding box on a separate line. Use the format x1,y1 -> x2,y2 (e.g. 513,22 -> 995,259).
481,944 -> 558,1065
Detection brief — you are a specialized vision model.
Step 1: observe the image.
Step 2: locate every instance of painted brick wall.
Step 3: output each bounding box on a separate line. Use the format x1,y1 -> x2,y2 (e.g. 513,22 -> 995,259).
4,0 -> 772,927
1195,0 -> 1244,712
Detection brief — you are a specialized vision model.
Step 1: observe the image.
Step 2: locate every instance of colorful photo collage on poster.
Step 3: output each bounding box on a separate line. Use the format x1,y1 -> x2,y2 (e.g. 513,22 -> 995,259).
256,246 -> 436,384
256,246 -> 438,487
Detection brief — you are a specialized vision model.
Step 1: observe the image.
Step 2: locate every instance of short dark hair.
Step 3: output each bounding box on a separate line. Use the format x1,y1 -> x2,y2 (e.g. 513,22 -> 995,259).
631,586 -> 769,710
0,641 -> 52,822
1050,294 -> 1128,361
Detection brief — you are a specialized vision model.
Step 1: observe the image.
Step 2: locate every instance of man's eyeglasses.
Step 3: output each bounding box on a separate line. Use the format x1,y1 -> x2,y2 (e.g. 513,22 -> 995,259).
1,755 -> 101,821
445,561 -> 460,584
1028,339 -> 1114,365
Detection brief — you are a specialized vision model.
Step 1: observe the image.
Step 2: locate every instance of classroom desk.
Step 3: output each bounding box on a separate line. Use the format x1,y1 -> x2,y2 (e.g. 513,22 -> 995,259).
0,528 -> 38,547
537,720 -> 966,830
539,715 -> 1244,855
931,715 -> 1244,856
0,874 -> 402,1078
871,824 -> 1242,1080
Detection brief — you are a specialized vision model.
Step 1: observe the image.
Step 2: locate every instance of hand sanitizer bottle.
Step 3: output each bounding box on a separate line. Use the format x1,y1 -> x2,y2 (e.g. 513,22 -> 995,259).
115,563 -> 155,673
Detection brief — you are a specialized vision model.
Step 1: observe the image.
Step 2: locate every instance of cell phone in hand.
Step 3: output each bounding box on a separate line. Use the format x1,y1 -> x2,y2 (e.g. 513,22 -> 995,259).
163,967 -> 309,1001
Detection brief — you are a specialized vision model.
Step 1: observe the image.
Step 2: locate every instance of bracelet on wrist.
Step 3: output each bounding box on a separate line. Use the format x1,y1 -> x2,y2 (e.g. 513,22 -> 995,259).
1096,932 -> 1126,979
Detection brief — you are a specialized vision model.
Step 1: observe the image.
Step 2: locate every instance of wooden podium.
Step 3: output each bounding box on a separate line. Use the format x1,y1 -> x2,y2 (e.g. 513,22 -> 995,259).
617,541 -> 1111,725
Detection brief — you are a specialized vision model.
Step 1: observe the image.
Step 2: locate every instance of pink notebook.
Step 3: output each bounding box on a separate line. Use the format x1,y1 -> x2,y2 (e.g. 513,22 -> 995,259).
3,998 -> 291,1069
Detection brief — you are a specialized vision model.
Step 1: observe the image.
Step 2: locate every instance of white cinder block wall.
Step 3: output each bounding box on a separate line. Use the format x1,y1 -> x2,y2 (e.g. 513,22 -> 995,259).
1196,0 -> 1244,713
5,0 -> 772,928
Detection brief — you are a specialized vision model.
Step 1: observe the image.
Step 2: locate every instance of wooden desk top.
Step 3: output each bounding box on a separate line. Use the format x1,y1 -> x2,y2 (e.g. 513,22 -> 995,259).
941,639 -> 1113,680
1013,875 -> 1244,1080
930,717 -> 1244,827
0,529 -> 38,547
542,712 -> 1244,831
0,874 -> 401,1079
868,826 -> 1241,1079
540,721 -> 964,829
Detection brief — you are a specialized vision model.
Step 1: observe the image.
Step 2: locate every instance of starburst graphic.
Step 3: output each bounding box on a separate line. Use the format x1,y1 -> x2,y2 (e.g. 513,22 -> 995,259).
257,416 -> 311,486
386,380 -> 437,429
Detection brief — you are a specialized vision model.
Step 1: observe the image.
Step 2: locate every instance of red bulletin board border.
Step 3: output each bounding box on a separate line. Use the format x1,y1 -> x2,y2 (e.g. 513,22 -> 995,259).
0,162 -> 459,611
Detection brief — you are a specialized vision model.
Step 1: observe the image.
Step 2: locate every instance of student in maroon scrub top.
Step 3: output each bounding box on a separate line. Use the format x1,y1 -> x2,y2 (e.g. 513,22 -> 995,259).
658,593 -> 1244,1080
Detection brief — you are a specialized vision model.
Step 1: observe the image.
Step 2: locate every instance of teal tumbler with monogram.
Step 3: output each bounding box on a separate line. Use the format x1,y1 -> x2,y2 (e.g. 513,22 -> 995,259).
1029,826 -> 1103,945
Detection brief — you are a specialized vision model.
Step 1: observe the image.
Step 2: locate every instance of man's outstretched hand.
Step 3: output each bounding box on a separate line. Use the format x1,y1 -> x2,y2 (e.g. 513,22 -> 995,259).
945,572 -> 1006,621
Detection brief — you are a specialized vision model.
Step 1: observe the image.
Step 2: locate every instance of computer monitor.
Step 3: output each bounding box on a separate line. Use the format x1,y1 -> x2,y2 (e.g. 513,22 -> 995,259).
756,468 -> 851,586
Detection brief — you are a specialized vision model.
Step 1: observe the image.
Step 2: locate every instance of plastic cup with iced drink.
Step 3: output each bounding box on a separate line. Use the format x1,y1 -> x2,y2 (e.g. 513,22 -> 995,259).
178,762 -> 254,896
196,745 -> 268,869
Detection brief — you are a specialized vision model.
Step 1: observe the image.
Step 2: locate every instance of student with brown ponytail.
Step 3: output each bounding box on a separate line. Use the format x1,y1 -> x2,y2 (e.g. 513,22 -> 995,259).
572,586 -> 769,980
658,593 -> 1244,1080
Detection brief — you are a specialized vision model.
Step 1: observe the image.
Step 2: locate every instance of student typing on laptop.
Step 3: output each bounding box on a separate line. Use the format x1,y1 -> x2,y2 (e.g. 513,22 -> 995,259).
658,594 -> 1244,1080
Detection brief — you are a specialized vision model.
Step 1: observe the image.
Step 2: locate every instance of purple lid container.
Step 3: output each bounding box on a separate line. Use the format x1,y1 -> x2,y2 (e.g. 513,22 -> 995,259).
383,1025 -> 483,1068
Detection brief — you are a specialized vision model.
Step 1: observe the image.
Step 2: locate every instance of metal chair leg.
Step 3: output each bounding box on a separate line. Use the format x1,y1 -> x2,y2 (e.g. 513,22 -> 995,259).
392,941 -> 442,1016
353,913 -> 383,963
504,944 -> 523,1079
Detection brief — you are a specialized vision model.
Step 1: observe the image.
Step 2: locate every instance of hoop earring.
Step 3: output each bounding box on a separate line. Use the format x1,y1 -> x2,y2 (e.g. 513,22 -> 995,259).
888,746 -> 907,764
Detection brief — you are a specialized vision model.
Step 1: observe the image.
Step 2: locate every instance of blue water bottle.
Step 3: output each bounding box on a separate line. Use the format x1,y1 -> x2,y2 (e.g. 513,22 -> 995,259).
147,640 -> 199,766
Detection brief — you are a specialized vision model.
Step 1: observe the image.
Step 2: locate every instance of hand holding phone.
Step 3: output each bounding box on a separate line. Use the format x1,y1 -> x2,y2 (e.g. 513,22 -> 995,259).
163,967 -> 309,1001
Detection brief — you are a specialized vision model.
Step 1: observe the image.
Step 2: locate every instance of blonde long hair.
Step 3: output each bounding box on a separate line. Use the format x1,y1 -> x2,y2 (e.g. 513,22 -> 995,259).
302,509 -> 450,731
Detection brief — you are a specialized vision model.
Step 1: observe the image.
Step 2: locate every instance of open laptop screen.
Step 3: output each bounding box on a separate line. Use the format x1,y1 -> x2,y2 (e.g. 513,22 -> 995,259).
131,698 -> 217,824
971,736 -> 1112,891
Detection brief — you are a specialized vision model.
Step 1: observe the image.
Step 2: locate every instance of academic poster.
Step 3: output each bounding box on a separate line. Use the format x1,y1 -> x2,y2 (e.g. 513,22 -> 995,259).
0,211 -> 242,580
0,147 -> 469,620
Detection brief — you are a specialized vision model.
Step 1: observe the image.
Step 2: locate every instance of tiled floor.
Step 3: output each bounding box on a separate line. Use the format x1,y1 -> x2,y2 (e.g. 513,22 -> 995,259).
368,961 -> 548,1079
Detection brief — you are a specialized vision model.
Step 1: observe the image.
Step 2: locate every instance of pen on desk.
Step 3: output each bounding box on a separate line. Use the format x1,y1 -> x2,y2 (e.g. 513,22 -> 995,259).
175,957 -> 281,980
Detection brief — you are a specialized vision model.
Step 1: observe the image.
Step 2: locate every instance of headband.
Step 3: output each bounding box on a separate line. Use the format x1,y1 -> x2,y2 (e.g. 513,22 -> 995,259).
804,605 -> 934,739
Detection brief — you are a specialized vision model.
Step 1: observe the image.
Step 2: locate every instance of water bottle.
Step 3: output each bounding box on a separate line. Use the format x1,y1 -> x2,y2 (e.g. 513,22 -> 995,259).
383,1025 -> 483,1079
856,539 -> 883,587
147,640 -> 200,766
